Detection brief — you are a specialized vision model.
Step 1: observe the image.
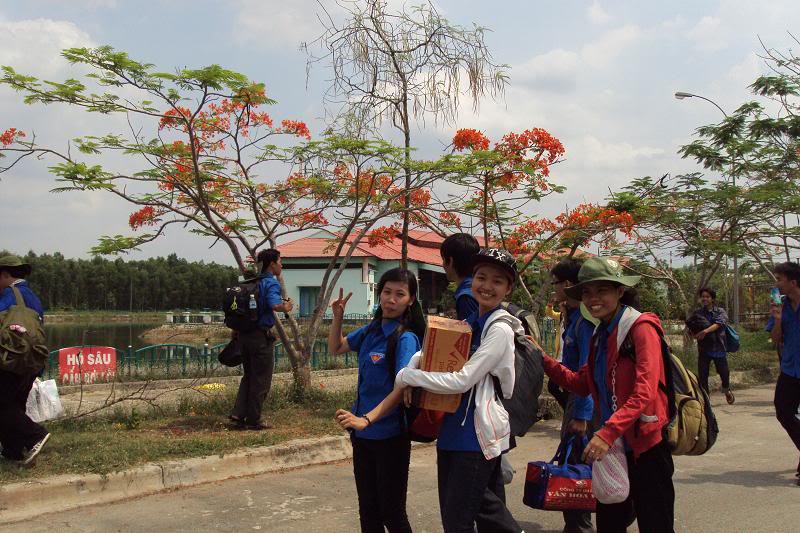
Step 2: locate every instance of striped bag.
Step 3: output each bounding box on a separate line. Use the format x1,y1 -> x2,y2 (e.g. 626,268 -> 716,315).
591,437 -> 629,504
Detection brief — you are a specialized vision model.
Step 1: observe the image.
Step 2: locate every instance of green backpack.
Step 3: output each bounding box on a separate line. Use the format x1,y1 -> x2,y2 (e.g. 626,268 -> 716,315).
0,286 -> 48,375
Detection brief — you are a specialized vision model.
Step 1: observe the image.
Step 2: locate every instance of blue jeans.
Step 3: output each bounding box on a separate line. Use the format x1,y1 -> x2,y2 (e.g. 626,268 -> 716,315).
437,449 -> 519,533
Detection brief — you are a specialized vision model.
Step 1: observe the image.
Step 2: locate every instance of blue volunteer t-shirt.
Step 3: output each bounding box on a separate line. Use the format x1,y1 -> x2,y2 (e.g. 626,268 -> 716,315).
348,319 -> 420,440
593,306 -> 626,426
437,306 -> 500,452
561,307 -> 595,421
0,280 -> 44,320
766,298 -> 800,378
454,277 -> 479,321
257,272 -> 283,328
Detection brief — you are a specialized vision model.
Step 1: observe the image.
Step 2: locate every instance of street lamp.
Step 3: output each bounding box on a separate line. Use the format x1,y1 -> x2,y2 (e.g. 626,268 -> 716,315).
675,90 -> 740,324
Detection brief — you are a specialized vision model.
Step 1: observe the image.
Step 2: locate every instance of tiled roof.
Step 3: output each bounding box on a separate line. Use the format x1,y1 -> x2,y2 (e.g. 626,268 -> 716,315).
278,232 -> 446,267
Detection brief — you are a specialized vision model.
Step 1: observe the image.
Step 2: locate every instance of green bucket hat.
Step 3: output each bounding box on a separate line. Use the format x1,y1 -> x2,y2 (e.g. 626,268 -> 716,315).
564,257 -> 640,300
0,255 -> 32,276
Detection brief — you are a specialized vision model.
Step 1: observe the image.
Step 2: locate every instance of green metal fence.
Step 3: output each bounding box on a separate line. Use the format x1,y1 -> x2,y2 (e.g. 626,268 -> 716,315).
45,317 -> 558,382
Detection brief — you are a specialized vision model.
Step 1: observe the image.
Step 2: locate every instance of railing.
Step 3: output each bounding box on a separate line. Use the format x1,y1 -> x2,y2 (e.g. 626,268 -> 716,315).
45,317 -> 559,383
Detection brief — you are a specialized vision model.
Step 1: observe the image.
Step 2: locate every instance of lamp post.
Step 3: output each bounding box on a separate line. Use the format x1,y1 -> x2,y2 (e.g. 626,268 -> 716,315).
675,91 -> 740,324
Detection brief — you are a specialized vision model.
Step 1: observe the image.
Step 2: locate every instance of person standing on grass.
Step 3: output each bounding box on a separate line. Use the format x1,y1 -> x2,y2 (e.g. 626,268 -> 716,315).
0,255 -> 50,465
550,258 -> 597,533
766,261 -> 800,486
332,268 -> 423,533
542,257 -> 674,533
229,249 -> 293,431
687,288 -> 735,404
440,233 -> 480,321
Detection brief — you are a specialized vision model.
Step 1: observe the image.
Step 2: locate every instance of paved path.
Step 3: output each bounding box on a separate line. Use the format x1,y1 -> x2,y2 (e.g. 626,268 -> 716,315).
7,384 -> 799,532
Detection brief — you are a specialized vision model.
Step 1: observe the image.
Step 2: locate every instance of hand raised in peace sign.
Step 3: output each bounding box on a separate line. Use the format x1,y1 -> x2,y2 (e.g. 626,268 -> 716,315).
330,287 -> 353,318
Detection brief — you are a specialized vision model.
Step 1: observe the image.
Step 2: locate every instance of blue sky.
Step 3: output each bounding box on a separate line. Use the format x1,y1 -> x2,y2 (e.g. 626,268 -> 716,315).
1,0 -> 798,264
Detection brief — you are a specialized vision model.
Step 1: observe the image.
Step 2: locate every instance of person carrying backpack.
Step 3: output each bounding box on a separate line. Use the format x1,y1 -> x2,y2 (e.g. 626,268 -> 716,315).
686,287 -> 735,404
228,249 -> 293,430
0,255 -> 50,465
542,257 -> 674,533
332,268 -> 423,533
404,248 -> 525,532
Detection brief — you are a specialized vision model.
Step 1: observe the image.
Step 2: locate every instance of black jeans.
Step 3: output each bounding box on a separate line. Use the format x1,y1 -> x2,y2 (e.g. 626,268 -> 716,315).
0,370 -> 48,460
232,328 -> 276,426
774,372 -> 800,458
595,440 -> 675,533
698,352 -> 730,392
559,393 -> 597,533
437,450 -> 520,533
351,434 -> 412,533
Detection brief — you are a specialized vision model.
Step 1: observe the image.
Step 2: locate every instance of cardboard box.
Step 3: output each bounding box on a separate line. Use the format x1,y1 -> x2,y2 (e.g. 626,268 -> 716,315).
414,315 -> 472,413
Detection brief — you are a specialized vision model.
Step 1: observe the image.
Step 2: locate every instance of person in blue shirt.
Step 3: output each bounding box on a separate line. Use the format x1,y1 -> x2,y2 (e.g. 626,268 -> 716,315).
230,249 -> 293,430
687,287 -> 735,404
332,268 -> 423,533
766,261 -> 800,485
440,233 -> 480,320
0,255 -> 50,465
550,258 -> 596,533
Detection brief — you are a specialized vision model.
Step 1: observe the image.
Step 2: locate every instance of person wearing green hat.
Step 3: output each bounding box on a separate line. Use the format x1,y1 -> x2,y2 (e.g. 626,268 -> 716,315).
542,257 -> 675,533
0,255 -> 51,465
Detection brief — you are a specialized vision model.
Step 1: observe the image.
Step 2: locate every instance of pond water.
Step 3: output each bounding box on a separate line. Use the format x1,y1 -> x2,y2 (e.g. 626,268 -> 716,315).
44,322 -> 159,351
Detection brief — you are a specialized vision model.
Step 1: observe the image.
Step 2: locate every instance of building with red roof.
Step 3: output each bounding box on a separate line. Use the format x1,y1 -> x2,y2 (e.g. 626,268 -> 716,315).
278,230 -> 475,316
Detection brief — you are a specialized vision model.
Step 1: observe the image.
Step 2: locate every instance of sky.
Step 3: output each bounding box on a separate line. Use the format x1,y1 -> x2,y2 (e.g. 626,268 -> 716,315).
1,0 -> 798,265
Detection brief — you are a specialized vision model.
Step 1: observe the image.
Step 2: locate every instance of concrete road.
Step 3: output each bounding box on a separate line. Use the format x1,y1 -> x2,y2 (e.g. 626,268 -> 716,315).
6,384 -> 799,532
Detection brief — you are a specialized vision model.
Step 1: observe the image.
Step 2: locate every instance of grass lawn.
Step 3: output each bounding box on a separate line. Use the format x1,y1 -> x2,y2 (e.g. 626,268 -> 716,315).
0,384 -> 355,483
677,329 -> 779,372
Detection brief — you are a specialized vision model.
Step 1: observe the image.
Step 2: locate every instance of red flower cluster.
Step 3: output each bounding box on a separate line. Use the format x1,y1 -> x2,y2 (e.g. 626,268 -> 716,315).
284,210 -> 328,228
439,211 -> 462,228
367,224 -> 401,247
452,128 -> 490,151
129,206 -> 158,230
280,120 -> 311,140
0,128 -> 25,146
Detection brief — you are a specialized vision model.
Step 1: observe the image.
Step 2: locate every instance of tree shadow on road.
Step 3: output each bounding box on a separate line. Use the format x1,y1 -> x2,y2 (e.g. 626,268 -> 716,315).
678,469 -> 794,488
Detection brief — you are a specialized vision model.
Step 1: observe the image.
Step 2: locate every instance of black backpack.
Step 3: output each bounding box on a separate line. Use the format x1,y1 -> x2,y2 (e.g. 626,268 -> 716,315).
501,301 -> 541,339
491,315 -> 545,437
223,278 -> 261,332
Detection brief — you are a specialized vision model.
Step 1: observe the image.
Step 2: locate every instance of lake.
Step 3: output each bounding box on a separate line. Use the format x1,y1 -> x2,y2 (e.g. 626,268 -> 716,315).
44,322 -> 158,351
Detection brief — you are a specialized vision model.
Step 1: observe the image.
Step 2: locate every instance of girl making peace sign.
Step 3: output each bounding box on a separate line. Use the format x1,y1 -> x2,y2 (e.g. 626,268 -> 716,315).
329,268 -> 423,533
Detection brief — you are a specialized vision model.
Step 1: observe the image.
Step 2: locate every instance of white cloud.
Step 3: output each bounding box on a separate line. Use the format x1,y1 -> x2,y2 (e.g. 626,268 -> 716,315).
580,135 -> 665,169
686,16 -> 726,53
513,48 -> 580,93
0,17 -> 94,76
587,1 -> 611,25
580,25 -> 642,68
231,0 -> 321,49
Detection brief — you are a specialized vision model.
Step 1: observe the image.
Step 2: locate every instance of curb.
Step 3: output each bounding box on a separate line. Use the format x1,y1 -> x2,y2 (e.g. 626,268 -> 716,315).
0,435 -> 353,525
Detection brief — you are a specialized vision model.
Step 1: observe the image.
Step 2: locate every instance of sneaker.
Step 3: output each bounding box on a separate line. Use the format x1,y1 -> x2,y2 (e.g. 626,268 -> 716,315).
724,389 -> 735,405
22,433 -> 50,466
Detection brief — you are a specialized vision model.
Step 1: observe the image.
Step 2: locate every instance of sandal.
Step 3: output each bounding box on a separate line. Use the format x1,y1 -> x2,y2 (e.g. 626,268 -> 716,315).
724,389 -> 735,405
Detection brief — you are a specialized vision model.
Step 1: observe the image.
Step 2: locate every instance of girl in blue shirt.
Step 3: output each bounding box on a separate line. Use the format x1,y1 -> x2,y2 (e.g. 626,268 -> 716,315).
331,268 -> 423,533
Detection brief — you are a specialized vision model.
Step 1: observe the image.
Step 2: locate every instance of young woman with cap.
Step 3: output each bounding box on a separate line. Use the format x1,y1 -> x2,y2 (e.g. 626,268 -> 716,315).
542,257 -> 675,533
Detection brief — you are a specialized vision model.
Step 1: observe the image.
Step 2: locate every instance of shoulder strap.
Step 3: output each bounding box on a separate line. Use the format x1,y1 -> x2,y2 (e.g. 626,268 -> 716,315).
11,286 -> 27,309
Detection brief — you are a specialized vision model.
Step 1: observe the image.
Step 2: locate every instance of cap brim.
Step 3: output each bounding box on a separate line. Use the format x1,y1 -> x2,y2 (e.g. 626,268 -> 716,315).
563,275 -> 641,300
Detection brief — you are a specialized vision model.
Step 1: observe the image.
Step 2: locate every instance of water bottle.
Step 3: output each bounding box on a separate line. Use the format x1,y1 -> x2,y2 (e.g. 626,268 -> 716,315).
770,287 -> 783,306
248,293 -> 258,321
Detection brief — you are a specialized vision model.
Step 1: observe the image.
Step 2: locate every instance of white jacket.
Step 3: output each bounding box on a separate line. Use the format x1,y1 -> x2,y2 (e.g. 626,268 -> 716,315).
396,309 -> 523,460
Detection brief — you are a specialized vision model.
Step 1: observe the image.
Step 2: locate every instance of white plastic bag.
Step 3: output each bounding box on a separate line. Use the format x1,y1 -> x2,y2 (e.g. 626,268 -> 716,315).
26,378 -> 64,423
591,437 -> 629,504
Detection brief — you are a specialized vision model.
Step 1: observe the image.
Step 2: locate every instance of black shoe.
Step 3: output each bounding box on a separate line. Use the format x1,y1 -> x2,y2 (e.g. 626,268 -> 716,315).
245,422 -> 274,431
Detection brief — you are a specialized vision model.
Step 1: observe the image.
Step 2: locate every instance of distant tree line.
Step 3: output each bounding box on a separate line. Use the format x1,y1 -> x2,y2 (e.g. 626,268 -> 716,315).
3,251 -> 239,312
